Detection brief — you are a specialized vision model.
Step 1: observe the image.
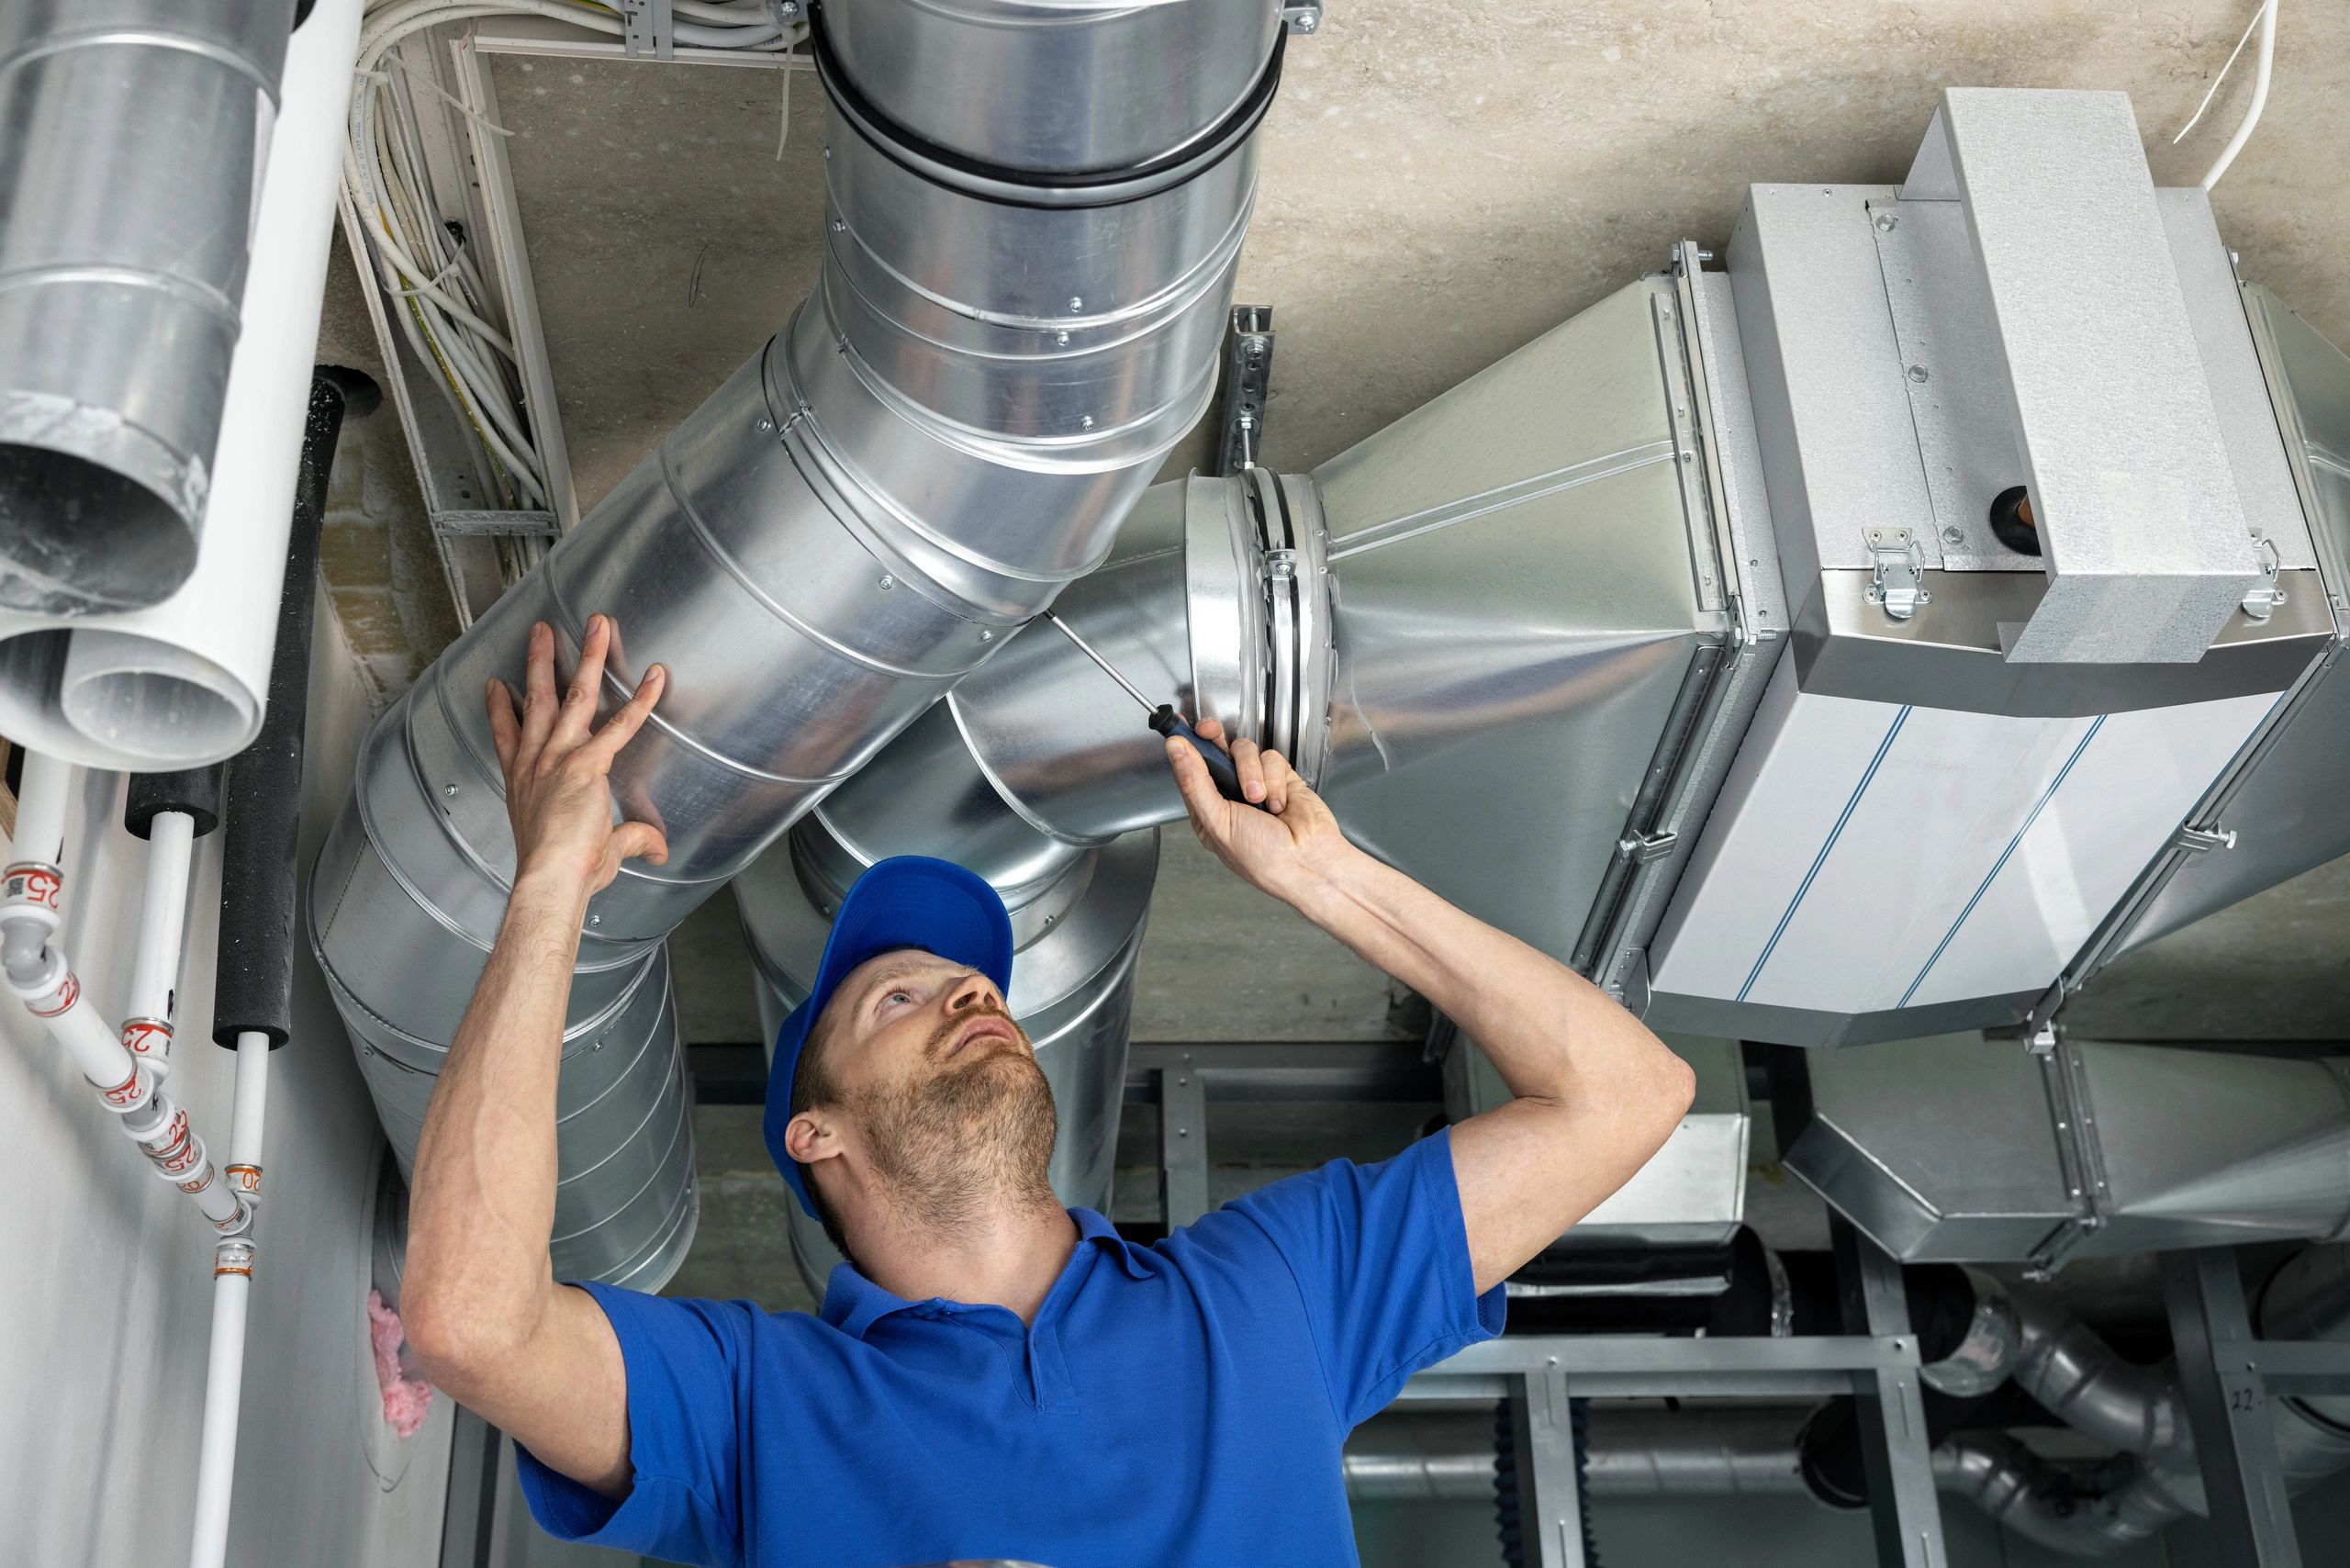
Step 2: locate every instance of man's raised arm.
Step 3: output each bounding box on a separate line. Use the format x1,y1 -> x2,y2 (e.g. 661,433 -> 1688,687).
398,614 -> 669,1498
1166,722 -> 1695,1294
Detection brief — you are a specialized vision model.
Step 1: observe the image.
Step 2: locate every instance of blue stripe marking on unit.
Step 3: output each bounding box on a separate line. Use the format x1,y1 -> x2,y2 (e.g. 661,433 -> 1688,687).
1896,713 -> 2109,1009
1734,704 -> 1912,1004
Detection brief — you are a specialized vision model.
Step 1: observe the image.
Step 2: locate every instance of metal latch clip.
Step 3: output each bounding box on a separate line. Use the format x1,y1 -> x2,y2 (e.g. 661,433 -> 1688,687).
1863,527 -> 1930,622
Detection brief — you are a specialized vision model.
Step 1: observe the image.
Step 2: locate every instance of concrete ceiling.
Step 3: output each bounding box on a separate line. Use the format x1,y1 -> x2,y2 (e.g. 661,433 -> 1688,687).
311,0 -> 2350,1047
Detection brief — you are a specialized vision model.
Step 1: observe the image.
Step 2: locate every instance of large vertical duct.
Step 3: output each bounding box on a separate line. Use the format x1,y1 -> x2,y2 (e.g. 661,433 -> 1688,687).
0,0 -> 297,613
312,1 -> 1290,1285
0,0 -> 364,769
734,703 -> 1157,1292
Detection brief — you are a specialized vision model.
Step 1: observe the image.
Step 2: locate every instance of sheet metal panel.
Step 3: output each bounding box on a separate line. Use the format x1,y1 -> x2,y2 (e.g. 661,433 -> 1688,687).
1920,90 -> 2258,664
1645,654 -> 2272,1043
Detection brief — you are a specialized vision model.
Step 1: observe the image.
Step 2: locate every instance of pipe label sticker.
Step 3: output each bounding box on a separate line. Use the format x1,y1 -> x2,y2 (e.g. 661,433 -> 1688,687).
28,969 -> 78,1018
121,1018 -> 172,1058
3,863 -> 62,911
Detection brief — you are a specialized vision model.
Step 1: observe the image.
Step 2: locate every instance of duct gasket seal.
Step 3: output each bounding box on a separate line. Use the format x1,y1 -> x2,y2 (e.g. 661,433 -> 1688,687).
1248,469 -> 1336,787
807,3 -> 1288,211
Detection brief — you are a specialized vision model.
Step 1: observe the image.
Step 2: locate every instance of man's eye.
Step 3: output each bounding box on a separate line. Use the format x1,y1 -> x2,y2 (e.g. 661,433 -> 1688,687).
886,990 -> 914,1006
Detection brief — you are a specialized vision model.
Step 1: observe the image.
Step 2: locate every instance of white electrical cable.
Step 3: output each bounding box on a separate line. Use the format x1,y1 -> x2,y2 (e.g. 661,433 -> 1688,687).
345,1 -> 802,545
2174,0 -> 2279,190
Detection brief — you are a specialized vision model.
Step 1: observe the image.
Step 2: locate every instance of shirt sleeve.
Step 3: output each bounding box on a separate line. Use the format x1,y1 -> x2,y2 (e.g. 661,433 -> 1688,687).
513,1282 -> 753,1568
1222,1127 -> 1506,1428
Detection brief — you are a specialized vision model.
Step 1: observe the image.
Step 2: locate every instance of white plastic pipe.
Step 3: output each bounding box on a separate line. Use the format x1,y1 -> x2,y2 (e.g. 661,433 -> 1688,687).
0,0 -> 367,770
124,808 -> 196,1075
185,1268 -> 252,1568
2202,0 -> 2279,189
10,747 -> 72,868
187,1030 -> 272,1568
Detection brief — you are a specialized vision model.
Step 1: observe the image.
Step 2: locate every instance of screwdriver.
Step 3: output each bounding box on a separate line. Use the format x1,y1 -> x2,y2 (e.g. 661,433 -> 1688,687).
1037,611 -> 1261,809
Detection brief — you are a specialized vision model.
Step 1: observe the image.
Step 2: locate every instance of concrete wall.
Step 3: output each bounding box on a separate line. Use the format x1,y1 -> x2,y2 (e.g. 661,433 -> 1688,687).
0,584 -> 452,1565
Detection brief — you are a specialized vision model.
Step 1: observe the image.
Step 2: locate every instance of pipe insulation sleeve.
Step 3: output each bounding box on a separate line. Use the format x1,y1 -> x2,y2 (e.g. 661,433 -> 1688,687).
125,769 -> 225,841
313,0 -> 1287,1286
0,0 -> 367,769
214,374 -> 346,1049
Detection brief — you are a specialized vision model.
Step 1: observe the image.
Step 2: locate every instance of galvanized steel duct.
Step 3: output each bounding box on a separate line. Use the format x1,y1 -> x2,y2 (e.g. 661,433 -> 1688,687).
0,0 -> 297,613
889,275 -> 1728,966
311,0 -> 1287,1286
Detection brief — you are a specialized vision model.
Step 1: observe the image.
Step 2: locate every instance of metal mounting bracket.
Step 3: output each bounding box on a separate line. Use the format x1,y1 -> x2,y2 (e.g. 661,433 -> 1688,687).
2171,823 -> 2239,854
2241,532 -> 2287,622
1215,306 -> 1275,476
1280,0 -> 1323,35
1863,527 -> 1930,622
2024,1039 -> 2109,1281
616,0 -> 674,60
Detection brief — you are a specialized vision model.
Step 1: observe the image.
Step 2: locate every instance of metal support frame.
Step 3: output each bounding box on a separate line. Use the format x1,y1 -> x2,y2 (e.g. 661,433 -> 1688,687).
1123,1038 -> 1940,1568
340,21 -> 606,627
1833,1218 -> 1948,1568
1157,1051 -> 1209,1230
1214,305 -> 1276,476
2164,1249 -> 2305,1567
1507,1369 -> 1589,1568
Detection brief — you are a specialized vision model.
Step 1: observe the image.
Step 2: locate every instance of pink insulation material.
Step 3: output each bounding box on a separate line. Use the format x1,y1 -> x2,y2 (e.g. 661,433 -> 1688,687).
367,1289 -> 435,1438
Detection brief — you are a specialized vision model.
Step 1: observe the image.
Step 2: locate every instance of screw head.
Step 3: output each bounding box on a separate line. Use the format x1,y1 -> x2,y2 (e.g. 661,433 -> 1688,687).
1942,526 -> 1964,546
1080,414 -> 1095,430
1055,330 -> 1069,346
756,417 -> 775,432
442,783 -> 459,797
830,218 -> 845,234
979,629 -> 995,643
1907,364 -> 1930,383
878,574 -> 894,590
1068,296 -> 1084,313
1875,212 -> 1897,232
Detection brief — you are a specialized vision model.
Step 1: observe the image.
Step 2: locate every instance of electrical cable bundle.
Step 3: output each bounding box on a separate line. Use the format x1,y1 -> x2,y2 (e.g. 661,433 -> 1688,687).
342,1 -> 804,585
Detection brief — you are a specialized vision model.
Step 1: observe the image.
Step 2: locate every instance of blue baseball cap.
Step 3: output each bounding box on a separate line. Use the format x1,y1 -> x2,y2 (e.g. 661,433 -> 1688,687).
763,856 -> 1015,1217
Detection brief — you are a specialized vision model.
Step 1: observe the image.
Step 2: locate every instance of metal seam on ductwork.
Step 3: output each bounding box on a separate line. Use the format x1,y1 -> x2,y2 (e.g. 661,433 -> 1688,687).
312,0 -> 1291,1286
0,0 -> 298,614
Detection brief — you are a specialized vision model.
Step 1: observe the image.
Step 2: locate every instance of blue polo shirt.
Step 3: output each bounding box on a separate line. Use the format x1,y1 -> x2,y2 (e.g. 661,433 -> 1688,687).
517,1129 -> 1504,1567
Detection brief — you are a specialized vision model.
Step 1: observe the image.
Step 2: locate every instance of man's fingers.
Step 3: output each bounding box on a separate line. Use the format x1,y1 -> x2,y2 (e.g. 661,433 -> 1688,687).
1260,747 -> 1293,813
1164,734 -> 1225,830
611,819 -> 669,869
1194,716 -> 1227,746
552,615 -> 611,748
585,664 -> 666,763
1228,734 -> 1267,804
520,621 -> 559,751
486,678 -> 520,775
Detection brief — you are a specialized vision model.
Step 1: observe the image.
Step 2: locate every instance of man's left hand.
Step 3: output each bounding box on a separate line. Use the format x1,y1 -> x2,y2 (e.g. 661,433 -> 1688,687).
1164,718 -> 1353,904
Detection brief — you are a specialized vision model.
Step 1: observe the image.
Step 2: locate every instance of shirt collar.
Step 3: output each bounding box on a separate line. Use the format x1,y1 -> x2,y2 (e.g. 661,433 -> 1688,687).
818,1207 -> 1147,1339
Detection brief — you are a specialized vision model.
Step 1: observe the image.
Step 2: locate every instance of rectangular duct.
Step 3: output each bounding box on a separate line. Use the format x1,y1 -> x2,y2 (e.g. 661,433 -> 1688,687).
1784,1033 -> 2350,1268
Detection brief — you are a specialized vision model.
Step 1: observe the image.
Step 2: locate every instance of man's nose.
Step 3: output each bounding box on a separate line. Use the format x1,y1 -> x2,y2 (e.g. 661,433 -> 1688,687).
944,971 -> 1000,1014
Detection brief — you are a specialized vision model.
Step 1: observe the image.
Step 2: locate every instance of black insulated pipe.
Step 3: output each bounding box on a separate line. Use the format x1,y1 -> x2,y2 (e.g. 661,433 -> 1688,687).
211,367 -> 375,1048
125,766 -> 225,840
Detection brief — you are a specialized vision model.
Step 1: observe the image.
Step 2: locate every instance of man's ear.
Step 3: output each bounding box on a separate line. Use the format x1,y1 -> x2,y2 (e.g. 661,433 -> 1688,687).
784,1107 -> 835,1168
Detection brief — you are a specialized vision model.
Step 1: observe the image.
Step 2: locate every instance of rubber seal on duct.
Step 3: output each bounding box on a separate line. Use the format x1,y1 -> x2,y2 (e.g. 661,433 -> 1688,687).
808,3 -> 1287,210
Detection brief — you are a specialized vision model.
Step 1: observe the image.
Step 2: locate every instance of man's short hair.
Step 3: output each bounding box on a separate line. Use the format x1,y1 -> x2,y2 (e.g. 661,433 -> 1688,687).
789,993 -> 857,1265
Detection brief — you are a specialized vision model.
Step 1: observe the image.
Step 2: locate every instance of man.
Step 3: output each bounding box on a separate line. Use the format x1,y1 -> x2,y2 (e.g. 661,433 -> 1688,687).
400,612 -> 1696,1568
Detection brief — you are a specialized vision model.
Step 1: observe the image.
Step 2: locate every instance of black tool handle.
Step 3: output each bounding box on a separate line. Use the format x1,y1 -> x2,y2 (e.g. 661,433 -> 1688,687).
1150,706 -> 1263,809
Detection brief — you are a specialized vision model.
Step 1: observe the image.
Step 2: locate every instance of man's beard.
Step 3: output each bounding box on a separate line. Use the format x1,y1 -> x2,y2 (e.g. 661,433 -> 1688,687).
846,1009 -> 1059,1234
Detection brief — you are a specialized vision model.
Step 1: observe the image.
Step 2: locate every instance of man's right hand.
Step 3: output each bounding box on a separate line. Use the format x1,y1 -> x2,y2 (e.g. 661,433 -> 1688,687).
487,615 -> 670,895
